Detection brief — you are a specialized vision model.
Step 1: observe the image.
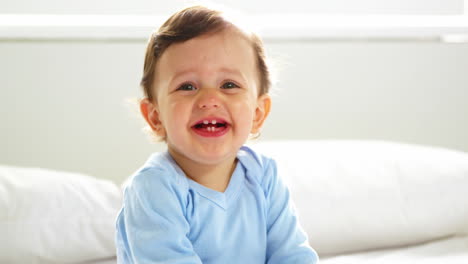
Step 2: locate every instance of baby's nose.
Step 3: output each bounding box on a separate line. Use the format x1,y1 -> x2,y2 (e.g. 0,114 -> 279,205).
197,92 -> 220,109
198,100 -> 219,109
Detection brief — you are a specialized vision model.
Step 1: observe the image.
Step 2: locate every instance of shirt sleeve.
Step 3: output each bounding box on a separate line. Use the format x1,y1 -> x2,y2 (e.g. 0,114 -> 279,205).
263,159 -> 319,264
115,167 -> 202,264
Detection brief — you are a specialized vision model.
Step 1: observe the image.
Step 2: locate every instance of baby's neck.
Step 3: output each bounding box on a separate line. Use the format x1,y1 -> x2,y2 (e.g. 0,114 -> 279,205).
169,150 -> 237,193
188,160 -> 237,193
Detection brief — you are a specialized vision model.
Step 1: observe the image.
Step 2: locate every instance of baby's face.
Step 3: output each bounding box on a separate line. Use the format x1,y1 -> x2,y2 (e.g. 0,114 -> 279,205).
152,28 -> 269,166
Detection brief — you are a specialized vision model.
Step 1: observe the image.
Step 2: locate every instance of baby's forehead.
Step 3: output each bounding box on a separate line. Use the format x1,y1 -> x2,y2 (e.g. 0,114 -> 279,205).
167,28 -> 252,55
157,29 -> 256,73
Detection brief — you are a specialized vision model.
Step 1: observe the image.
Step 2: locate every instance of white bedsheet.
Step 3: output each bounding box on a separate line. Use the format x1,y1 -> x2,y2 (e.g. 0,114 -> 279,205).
78,257 -> 117,264
320,235 -> 468,264
82,235 -> 468,264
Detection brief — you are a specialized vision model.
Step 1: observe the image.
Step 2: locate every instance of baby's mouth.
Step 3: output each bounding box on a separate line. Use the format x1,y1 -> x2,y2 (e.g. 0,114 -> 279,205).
192,119 -> 228,132
191,118 -> 230,137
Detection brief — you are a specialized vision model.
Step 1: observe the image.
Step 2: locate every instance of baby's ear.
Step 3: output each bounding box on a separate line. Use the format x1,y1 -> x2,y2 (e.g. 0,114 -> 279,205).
140,98 -> 166,138
251,94 -> 271,134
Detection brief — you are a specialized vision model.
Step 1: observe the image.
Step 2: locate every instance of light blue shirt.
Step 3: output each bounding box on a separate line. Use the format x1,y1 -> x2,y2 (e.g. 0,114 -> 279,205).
115,146 -> 318,263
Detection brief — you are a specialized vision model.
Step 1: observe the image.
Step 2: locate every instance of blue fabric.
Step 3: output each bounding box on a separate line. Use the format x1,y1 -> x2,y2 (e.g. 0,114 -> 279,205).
116,146 -> 318,263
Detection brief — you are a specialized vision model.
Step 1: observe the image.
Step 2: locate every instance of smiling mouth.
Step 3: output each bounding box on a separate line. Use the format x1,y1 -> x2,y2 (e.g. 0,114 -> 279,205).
192,119 -> 229,137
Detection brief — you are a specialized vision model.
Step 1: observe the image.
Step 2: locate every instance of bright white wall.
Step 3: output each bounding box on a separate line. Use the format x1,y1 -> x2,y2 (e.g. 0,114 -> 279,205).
1,1 -> 467,183
2,0 -> 463,15
1,39 -> 467,183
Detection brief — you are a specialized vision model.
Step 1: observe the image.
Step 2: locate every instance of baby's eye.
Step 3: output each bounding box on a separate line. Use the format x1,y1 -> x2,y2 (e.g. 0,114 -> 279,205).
221,81 -> 240,89
177,83 -> 197,91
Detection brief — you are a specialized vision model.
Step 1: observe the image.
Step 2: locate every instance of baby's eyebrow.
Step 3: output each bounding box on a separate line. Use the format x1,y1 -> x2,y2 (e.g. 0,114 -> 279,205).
171,67 -> 245,82
217,67 -> 243,77
172,68 -> 196,79
166,68 -> 196,86
174,67 -> 242,76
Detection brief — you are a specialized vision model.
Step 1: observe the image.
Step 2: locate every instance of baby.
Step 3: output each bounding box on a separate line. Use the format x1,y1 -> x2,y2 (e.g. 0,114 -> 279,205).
115,5 -> 318,263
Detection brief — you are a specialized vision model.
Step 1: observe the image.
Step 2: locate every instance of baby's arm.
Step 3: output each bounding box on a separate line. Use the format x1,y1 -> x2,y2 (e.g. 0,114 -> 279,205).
263,159 -> 319,264
115,168 -> 202,264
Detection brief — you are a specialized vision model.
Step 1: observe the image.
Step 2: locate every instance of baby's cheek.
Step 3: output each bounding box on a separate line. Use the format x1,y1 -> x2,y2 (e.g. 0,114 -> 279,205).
234,103 -> 256,131
163,104 -> 186,131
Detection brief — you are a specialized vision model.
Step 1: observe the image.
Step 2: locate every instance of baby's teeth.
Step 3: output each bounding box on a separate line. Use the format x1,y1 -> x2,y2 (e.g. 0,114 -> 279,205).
212,120 -> 217,125
203,120 -> 209,125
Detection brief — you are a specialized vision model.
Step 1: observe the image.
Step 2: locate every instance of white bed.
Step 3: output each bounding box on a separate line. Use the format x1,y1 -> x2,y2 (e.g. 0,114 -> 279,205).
321,235 -> 468,264
1,140 -> 467,263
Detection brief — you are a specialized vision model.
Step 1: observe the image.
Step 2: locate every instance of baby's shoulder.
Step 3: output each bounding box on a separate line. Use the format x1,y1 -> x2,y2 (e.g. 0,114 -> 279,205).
123,152 -> 189,196
238,145 -> 278,186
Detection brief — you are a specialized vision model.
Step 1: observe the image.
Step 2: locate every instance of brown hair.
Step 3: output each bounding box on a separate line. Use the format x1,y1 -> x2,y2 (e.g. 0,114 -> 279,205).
140,5 -> 271,101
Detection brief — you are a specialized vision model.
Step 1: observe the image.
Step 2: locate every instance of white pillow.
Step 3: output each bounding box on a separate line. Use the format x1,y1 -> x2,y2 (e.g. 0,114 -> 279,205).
0,165 -> 122,263
250,140 -> 468,256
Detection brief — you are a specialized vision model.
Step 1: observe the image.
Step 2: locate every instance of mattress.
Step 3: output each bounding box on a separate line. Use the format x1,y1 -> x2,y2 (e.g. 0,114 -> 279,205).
320,235 -> 468,264
82,236 -> 468,264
